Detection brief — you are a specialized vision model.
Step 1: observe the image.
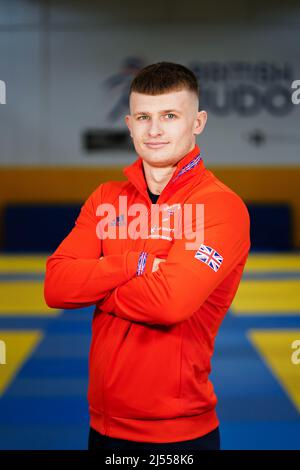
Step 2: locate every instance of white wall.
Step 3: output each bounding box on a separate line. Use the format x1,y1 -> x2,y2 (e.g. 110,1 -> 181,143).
0,0 -> 299,167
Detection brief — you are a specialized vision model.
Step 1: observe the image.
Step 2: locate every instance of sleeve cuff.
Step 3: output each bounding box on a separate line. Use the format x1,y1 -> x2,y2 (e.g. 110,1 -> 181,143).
124,251 -> 156,278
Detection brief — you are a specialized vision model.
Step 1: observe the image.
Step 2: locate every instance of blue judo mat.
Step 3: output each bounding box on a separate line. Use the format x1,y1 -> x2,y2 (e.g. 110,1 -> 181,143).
0,254 -> 299,450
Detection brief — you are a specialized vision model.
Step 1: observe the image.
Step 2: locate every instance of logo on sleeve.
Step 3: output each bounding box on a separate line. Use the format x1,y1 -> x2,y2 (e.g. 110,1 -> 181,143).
110,214 -> 126,226
194,244 -> 223,272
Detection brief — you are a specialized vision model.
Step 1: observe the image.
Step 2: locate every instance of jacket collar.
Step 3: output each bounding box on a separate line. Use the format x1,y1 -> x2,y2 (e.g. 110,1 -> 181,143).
123,144 -> 205,199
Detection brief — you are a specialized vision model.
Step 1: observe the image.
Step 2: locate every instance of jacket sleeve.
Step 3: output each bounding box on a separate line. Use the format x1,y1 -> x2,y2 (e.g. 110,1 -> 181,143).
99,192 -> 251,326
44,185 -> 155,309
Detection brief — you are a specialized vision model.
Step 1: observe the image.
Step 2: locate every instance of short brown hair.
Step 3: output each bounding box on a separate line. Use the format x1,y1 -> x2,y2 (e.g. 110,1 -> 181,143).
129,62 -> 199,103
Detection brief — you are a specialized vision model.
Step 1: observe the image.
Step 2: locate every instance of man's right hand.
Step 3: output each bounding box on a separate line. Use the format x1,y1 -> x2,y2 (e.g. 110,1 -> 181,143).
152,257 -> 166,272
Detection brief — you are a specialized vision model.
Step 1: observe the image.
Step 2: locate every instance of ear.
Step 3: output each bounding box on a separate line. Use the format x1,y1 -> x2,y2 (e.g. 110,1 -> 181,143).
125,114 -> 133,137
193,110 -> 208,136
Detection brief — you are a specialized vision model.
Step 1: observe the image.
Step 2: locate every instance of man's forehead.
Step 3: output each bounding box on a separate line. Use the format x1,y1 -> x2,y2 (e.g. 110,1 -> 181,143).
129,89 -> 192,112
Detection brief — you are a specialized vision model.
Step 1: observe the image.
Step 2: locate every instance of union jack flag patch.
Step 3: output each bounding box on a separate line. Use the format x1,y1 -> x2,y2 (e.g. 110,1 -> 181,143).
194,244 -> 223,272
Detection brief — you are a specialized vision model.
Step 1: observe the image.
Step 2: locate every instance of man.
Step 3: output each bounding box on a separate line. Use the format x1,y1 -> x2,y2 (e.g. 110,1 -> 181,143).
44,62 -> 250,451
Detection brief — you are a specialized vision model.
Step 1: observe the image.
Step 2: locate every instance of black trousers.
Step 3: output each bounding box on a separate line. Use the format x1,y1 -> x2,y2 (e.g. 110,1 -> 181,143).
88,426 -> 220,451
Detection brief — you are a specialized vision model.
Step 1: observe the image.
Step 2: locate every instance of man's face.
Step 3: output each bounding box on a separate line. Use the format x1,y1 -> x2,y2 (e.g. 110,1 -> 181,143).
125,89 -> 207,168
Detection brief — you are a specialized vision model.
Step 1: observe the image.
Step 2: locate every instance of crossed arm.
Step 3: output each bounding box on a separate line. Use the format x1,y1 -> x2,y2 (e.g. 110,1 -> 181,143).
44,186 -> 250,327
43,186 -> 164,310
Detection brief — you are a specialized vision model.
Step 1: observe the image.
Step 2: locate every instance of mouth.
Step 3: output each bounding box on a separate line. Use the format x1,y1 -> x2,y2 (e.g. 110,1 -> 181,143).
144,142 -> 169,149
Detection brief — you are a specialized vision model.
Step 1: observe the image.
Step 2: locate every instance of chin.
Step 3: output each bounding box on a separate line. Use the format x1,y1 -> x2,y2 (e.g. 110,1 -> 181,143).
145,145 -> 172,155
147,154 -> 177,168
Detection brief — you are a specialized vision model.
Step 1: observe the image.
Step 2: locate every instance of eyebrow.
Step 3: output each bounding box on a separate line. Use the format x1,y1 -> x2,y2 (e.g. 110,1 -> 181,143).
133,109 -> 181,117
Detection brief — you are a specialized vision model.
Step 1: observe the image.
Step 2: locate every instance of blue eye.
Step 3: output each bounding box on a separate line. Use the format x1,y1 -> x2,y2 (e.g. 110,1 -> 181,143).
166,113 -> 176,119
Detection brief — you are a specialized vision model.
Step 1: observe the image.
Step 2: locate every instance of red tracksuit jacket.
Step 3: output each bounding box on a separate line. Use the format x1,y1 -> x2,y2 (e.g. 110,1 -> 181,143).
44,144 -> 250,443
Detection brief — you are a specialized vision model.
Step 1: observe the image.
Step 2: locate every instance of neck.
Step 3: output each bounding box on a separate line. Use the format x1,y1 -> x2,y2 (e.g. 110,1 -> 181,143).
143,164 -> 175,195
142,143 -> 196,195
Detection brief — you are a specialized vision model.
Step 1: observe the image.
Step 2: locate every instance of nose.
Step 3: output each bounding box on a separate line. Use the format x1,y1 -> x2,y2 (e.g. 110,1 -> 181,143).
148,117 -> 163,137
